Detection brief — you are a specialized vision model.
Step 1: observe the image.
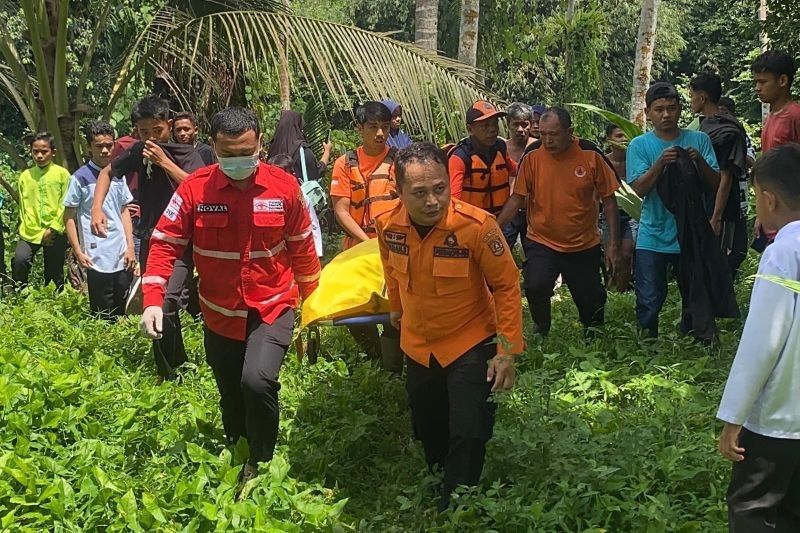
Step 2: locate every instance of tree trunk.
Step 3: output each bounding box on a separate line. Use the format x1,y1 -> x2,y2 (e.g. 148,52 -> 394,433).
457,0 -> 479,67
629,0 -> 660,130
759,0 -> 769,123
415,0 -> 438,52
563,0 -> 578,102
278,0 -> 292,110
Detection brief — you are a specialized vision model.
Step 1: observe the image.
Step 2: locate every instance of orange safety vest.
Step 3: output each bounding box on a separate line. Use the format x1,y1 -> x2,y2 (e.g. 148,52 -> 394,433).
345,147 -> 398,239
449,139 -> 511,214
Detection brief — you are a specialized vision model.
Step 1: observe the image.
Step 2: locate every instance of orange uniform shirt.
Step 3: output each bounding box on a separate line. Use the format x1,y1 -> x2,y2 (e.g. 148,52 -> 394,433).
375,199 -> 524,368
330,145 -> 397,249
513,138 -> 619,252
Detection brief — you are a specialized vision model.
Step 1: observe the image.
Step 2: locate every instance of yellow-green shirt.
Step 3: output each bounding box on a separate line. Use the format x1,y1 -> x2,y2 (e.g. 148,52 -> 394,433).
18,163 -> 71,243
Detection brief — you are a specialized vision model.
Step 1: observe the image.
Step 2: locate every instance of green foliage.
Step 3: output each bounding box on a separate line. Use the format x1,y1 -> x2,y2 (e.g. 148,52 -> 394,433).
0,247 -> 759,530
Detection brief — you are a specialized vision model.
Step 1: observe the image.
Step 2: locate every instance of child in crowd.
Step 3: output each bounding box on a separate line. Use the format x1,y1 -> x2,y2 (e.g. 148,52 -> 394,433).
64,121 -> 136,318
717,143 -> 800,531
11,132 -> 71,290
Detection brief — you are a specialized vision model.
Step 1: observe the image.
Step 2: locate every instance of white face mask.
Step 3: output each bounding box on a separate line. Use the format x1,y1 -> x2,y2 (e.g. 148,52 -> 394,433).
217,153 -> 260,181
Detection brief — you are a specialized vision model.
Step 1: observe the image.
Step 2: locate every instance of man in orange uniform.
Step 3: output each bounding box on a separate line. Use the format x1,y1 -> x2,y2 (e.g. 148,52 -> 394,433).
375,142 -> 523,511
139,107 -> 321,486
330,101 -> 402,373
497,107 -> 620,336
448,101 -> 518,248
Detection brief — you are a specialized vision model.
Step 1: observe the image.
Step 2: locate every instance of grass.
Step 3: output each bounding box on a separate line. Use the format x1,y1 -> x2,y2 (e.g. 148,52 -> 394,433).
0,251 -> 758,532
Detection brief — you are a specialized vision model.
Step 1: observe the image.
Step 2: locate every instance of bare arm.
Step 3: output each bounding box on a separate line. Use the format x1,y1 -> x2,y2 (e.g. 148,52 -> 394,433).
694,152 -> 721,191
711,169 -> 733,234
602,195 -> 620,249
64,206 -> 93,268
90,165 -> 113,237
332,196 -> 370,243
143,141 -> 189,184
495,193 -> 526,228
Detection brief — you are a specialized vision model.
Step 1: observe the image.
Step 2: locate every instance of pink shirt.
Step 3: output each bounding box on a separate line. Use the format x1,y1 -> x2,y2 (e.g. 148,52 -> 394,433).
762,101 -> 800,152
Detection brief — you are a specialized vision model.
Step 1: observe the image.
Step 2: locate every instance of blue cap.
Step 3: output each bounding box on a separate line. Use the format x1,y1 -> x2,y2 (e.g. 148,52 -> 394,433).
531,104 -> 546,115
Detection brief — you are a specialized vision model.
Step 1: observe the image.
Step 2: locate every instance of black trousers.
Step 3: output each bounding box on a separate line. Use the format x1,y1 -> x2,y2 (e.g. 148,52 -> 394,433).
522,239 -> 606,335
727,428 -> 800,532
346,323 -> 401,367
140,238 -> 191,379
86,269 -> 133,319
406,339 -> 496,507
11,235 -> 68,290
722,218 -> 748,281
204,309 -> 295,466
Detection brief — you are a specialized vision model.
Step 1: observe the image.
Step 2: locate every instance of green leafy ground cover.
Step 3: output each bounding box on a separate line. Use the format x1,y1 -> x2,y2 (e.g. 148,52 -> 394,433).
0,254 -> 757,532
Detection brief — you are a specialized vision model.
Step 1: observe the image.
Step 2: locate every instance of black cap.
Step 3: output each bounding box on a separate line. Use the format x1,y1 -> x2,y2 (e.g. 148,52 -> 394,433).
645,82 -> 679,107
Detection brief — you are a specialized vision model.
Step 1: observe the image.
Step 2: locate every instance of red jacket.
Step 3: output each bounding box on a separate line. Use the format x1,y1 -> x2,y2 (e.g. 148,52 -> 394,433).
142,163 -> 321,340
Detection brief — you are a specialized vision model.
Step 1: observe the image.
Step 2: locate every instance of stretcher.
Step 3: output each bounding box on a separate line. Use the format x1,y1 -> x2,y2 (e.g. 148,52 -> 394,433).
295,239 -> 391,363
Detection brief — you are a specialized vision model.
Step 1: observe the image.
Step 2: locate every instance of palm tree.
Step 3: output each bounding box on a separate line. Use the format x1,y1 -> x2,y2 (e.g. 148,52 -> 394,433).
457,0 -> 479,67
415,0 -> 439,52
630,0 -> 661,129
0,0 -> 491,171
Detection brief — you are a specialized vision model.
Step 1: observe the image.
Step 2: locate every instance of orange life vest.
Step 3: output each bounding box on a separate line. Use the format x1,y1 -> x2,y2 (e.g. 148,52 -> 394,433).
345,147 -> 398,239
449,139 -> 511,214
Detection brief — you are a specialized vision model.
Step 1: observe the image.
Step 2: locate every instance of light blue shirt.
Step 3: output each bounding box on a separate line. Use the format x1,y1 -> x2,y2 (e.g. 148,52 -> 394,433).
64,161 -> 134,273
717,221 -> 800,438
626,130 -> 719,253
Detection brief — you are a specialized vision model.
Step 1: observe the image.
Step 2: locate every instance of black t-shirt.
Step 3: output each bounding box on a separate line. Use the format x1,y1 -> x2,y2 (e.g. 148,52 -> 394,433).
195,142 -> 217,166
110,141 -> 206,238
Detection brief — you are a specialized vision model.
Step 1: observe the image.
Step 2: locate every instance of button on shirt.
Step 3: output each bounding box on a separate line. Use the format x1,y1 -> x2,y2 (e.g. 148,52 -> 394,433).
64,161 -> 134,273
717,221 -> 800,439
17,162 -> 71,243
375,199 -> 524,367
626,130 -> 719,253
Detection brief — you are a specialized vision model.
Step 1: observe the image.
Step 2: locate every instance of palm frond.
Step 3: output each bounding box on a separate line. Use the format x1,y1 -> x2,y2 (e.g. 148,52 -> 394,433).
757,275 -> 800,294
147,11 -> 494,141
567,103 -> 643,140
302,98 -> 329,157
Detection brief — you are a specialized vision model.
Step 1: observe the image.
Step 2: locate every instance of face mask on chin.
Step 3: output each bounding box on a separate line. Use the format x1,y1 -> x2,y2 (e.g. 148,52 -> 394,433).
217,153 -> 260,181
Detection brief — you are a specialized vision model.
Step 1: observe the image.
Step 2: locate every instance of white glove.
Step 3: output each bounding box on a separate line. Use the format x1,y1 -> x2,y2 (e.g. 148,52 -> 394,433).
140,306 -> 164,339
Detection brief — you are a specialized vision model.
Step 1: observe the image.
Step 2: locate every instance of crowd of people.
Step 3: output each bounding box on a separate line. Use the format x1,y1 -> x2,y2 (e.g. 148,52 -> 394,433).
0,48 -> 799,525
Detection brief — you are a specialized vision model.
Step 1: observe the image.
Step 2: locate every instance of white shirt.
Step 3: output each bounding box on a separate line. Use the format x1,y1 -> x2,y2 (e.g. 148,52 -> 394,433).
64,161 -> 134,273
717,220 -> 800,438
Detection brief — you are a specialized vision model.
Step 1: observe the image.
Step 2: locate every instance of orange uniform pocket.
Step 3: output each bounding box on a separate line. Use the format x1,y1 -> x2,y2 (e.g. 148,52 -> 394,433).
432,257 -> 470,296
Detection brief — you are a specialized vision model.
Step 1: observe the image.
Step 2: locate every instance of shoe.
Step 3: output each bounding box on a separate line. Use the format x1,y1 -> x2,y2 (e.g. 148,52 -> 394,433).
235,463 -> 259,501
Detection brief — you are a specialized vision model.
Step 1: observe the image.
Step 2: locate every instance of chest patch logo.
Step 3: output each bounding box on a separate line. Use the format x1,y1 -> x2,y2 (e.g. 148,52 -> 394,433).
444,232 -> 459,247
574,165 -> 587,178
254,198 -> 284,213
385,231 -> 407,244
434,246 -> 470,258
197,203 -> 229,213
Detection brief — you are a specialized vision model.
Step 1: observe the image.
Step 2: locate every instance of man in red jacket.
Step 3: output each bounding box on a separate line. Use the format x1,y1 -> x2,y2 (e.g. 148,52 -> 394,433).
140,107 -> 321,487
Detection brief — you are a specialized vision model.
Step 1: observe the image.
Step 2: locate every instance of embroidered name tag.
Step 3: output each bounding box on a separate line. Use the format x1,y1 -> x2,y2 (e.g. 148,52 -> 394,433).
253,198 -> 284,213
388,242 -> 409,255
164,193 -> 183,221
433,247 -> 469,258
197,203 -> 229,213
385,231 -> 407,244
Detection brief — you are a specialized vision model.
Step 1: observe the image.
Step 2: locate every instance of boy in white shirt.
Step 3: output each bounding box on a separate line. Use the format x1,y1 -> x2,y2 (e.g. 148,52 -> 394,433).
717,143 -> 800,531
64,121 -> 136,318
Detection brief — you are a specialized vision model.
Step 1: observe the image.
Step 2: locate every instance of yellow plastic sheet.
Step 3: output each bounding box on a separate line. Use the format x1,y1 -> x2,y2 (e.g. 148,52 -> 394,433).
300,239 -> 390,329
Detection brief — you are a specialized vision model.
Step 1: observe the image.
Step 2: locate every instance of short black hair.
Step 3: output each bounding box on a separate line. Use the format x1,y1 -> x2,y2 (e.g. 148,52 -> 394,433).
689,72 -> 722,103
753,143 -> 800,209
395,142 -> 448,190
131,95 -> 171,123
540,107 -> 572,129
29,131 -> 55,149
354,101 -> 392,125
605,123 -> 622,138
267,154 -> 295,175
84,120 -> 115,144
210,107 -> 261,139
173,111 -> 197,126
718,96 -> 736,114
751,50 -> 796,86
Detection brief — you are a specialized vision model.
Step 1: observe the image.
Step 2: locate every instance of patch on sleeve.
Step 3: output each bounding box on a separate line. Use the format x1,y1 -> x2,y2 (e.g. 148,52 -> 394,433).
163,193 -> 183,222
253,198 -> 284,213
488,238 -> 505,256
433,246 -> 470,258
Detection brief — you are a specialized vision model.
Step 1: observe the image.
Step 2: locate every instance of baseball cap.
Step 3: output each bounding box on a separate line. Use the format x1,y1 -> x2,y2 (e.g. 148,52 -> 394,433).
645,82 -> 679,107
466,101 -> 507,124
531,104 -> 546,115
